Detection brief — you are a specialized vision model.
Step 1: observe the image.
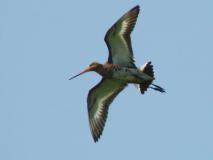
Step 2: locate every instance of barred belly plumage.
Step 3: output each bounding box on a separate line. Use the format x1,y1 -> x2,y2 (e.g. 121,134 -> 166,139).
112,67 -> 154,83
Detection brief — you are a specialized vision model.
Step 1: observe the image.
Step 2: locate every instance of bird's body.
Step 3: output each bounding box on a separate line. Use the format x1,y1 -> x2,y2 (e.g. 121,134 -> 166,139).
90,63 -> 154,84
69,5 -> 165,142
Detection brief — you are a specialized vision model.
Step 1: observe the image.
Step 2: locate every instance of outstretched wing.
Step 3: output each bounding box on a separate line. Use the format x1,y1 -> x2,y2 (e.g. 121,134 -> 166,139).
87,78 -> 127,142
104,5 -> 140,68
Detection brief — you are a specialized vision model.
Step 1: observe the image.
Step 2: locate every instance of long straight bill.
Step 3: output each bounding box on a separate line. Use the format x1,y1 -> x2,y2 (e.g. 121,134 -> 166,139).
68,67 -> 91,80
69,73 -> 82,80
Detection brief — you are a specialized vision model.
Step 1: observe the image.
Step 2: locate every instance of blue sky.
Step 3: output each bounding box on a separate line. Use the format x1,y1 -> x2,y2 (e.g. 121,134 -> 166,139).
1,0 -> 213,159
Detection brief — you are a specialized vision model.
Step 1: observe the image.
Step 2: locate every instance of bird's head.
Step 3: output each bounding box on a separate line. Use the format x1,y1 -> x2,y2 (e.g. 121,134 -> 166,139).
69,62 -> 102,80
88,62 -> 102,70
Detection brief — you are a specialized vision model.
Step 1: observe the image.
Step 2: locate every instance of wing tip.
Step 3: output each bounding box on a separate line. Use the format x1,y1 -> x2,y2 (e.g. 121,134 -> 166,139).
128,5 -> 140,16
93,133 -> 102,143
89,119 -> 105,143
127,5 -> 140,18
132,5 -> 140,11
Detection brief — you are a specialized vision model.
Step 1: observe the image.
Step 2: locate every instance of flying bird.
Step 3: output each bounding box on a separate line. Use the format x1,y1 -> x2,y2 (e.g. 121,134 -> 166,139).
69,5 -> 165,142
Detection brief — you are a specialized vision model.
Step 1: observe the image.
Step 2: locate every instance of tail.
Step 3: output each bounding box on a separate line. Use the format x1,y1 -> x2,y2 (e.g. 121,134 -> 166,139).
137,61 -> 165,94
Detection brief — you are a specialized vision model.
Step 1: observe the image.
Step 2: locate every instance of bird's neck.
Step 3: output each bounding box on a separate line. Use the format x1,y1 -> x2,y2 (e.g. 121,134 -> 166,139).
95,63 -> 113,78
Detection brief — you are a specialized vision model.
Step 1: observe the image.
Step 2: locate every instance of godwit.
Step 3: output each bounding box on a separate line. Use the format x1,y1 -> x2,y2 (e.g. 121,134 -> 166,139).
69,5 -> 165,142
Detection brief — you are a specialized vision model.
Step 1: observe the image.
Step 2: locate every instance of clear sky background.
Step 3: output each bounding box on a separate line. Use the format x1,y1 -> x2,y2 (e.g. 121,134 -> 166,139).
1,0 -> 213,160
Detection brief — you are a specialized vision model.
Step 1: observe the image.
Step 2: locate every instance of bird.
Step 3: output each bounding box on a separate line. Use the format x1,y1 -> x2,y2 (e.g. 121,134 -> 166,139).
69,5 -> 165,142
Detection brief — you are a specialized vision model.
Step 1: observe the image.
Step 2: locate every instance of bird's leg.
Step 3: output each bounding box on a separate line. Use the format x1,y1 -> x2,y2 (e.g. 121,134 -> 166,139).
150,84 -> 166,93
